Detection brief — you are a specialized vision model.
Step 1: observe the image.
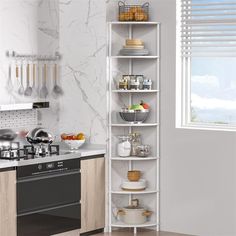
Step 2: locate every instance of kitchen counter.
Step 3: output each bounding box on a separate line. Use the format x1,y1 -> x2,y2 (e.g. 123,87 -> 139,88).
0,160 -> 18,169
0,144 -> 106,169
63,144 -> 107,157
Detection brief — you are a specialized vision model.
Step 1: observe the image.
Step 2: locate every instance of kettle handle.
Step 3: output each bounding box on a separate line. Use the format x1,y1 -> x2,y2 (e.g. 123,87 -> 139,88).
142,210 -> 152,217
117,209 -> 126,216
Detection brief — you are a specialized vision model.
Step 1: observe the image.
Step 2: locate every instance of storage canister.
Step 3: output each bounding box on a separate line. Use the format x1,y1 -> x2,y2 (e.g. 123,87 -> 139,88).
117,135 -> 131,157
143,79 -> 152,90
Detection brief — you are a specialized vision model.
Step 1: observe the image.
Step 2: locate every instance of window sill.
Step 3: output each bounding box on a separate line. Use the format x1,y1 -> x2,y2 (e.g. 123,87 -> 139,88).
176,122 -> 236,132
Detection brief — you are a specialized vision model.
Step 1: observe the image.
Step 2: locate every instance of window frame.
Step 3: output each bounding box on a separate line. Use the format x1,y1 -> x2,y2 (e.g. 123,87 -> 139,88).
176,0 -> 236,132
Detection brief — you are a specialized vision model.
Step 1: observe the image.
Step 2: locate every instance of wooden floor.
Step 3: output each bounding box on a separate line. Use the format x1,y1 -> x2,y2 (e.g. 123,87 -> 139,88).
54,229 -> 194,236
95,230 -> 193,236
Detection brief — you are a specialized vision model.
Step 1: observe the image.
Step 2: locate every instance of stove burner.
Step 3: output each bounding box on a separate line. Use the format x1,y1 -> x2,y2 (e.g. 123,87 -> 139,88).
0,142 -> 28,161
24,144 -> 59,158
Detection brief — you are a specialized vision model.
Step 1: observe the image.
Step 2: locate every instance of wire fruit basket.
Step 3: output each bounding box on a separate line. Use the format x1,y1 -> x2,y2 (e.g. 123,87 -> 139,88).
118,1 -> 149,22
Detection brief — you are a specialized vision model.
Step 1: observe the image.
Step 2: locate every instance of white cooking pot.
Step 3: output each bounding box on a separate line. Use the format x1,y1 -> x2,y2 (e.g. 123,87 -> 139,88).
117,206 -> 152,225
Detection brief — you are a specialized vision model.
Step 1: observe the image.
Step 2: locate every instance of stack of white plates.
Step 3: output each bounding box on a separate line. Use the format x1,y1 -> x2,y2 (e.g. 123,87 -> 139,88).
120,39 -> 149,56
121,179 -> 147,191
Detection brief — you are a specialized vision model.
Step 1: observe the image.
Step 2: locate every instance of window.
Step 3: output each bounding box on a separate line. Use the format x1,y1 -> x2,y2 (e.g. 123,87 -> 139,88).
176,0 -> 236,130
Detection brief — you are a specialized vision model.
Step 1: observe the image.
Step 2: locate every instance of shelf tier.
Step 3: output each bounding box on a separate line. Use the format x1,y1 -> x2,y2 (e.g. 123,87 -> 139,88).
111,221 -> 158,228
109,21 -> 160,25
110,123 -> 159,127
111,157 -> 158,161
111,189 -> 158,195
112,90 -> 159,93
110,56 -> 159,59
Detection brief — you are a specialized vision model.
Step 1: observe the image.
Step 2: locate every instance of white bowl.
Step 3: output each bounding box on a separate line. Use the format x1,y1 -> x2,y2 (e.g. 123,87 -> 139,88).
64,139 -> 85,149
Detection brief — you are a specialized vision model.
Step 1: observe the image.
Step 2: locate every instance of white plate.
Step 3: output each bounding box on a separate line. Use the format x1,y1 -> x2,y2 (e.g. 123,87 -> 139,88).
121,179 -> 146,190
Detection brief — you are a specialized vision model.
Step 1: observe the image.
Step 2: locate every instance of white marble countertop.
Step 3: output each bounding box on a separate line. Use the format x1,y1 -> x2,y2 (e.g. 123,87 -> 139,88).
61,144 -> 107,157
0,144 -> 106,169
0,160 -> 18,169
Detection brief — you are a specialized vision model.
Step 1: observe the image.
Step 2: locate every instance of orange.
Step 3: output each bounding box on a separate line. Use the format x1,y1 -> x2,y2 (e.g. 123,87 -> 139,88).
77,133 -> 85,140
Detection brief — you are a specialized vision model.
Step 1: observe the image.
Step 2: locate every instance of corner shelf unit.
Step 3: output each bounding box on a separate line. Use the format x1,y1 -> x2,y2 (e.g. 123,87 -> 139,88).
108,21 -> 161,233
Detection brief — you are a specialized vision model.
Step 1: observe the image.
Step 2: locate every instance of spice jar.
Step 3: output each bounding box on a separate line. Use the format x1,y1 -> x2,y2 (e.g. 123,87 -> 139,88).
136,145 -> 151,157
136,75 -> 144,90
118,76 -> 129,90
130,133 -> 142,156
117,135 -> 131,157
130,76 -> 140,90
143,79 -> 152,90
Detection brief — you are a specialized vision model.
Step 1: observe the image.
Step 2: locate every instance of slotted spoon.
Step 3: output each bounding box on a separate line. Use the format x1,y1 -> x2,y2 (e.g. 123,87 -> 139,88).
40,64 -> 48,98
52,63 -> 63,98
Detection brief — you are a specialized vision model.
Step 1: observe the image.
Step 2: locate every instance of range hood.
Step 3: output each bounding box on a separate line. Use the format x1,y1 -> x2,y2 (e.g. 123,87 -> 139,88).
0,102 -> 49,111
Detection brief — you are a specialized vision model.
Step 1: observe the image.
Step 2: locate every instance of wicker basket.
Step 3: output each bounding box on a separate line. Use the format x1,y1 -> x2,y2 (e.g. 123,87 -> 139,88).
127,170 -> 141,181
118,1 -> 149,22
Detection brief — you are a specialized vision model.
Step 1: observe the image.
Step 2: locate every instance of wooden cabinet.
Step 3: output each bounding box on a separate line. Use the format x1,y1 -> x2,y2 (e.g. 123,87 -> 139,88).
0,169 -> 16,236
80,156 -> 105,234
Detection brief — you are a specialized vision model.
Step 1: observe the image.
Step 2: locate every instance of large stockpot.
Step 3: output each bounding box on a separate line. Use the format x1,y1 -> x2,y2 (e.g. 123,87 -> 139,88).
117,206 -> 152,225
26,128 -> 54,144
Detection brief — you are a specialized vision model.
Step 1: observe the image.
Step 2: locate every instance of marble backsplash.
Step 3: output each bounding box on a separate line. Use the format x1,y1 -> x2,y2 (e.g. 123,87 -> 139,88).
0,0 -> 107,145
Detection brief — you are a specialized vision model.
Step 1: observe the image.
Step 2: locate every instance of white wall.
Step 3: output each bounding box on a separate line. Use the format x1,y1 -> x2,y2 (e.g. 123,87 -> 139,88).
157,1 -> 236,235
107,1 -> 236,235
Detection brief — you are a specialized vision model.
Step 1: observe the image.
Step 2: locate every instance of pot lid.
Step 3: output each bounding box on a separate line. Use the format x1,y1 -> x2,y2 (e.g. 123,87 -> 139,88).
26,128 -> 54,144
123,206 -> 144,210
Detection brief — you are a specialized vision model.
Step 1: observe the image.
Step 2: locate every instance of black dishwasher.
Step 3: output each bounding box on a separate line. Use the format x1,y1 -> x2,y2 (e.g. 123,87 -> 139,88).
17,159 -> 81,236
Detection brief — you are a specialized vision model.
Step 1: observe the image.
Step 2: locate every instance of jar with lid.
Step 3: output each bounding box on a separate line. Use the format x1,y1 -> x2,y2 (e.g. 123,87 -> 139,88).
143,79 -> 152,90
130,76 -> 140,90
118,76 -> 129,90
136,75 -> 144,90
117,135 -> 131,157
130,133 -> 142,156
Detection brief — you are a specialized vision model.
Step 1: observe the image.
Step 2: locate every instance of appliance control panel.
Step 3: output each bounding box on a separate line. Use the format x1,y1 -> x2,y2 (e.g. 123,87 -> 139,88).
17,159 -> 80,179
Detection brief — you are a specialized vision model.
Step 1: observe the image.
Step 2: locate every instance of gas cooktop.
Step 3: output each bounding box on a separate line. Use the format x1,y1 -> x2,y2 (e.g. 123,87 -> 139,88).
0,142 -> 60,161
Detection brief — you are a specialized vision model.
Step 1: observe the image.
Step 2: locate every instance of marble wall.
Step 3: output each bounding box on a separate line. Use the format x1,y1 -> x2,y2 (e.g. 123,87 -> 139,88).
59,0 -> 107,144
0,0 -> 60,132
0,0 -> 107,144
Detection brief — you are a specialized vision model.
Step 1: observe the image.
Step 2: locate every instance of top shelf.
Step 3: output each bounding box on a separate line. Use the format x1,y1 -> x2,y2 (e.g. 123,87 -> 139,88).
109,21 -> 160,25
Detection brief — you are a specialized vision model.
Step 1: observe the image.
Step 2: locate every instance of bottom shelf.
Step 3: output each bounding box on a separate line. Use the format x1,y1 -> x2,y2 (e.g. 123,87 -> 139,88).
111,221 -> 158,228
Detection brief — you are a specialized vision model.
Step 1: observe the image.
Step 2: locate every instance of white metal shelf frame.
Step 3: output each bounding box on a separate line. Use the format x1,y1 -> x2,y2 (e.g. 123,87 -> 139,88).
108,21 -> 161,234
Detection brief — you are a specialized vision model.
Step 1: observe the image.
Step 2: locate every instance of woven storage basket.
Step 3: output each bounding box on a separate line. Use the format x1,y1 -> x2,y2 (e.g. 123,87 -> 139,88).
118,1 -> 149,22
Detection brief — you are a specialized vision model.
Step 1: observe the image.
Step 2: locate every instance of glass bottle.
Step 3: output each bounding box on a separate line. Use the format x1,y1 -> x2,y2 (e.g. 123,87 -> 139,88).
130,133 -> 142,156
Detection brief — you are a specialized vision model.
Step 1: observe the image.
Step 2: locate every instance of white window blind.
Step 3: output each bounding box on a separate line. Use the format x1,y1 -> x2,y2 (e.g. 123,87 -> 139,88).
177,0 -> 236,129
181,0 -> 236,57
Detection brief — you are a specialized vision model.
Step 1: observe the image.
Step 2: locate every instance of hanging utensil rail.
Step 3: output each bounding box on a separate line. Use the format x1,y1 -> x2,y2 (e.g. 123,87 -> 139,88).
6,50 -> 61,61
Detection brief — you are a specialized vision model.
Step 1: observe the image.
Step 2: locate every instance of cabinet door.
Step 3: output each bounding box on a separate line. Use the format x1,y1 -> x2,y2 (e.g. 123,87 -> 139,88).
0,169 -> 16,236
80,157 -> 105,234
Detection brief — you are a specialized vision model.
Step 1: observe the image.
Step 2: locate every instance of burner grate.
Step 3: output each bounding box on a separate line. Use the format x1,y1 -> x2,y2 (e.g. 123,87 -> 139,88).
24,144 -> 60,158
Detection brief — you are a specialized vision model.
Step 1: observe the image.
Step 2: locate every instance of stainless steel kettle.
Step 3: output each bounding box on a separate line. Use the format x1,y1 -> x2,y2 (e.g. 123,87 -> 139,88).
26,128 -> 54,144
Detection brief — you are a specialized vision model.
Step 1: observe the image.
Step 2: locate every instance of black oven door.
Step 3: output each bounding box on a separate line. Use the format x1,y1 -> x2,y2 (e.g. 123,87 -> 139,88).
17,169 -> 81,236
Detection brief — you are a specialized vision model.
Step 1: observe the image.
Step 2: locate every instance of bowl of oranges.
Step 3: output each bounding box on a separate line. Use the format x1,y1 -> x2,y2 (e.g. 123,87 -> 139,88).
61,133 -> 86,149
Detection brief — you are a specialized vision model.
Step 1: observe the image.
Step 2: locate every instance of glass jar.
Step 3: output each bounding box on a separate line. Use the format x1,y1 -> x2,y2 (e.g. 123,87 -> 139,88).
130,76 -> 140,90
130,133 -> 142,156
136,145 -> 151,157
117,135 -> 131,157
143,79 -> 152,90
136,75 -> 144,90
118,76 -> 129,90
